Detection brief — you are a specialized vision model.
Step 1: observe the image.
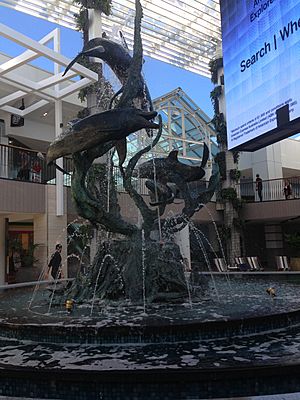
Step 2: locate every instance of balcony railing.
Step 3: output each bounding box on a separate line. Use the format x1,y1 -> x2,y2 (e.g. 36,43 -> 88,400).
5,144 -> 297,204
236,177 -> 300,202
0,144 -> 72,186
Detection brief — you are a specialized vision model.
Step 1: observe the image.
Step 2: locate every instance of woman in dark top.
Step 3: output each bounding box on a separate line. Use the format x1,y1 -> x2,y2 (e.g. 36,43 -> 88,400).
47,244 -> 62,279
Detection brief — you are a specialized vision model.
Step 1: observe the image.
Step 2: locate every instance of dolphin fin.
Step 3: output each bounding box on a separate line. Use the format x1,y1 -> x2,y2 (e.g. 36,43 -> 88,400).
168,150 -> 179,161
201,143 -> 209,168
116,138 -> 127,167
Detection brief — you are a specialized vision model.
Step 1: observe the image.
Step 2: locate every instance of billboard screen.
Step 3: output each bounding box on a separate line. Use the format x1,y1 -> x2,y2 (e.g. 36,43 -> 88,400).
220,0 -> 300,150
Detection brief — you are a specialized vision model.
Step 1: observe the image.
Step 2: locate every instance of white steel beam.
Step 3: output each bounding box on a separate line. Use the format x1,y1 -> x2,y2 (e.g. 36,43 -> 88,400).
0,23 -> 98,80
0,30 -> 58,75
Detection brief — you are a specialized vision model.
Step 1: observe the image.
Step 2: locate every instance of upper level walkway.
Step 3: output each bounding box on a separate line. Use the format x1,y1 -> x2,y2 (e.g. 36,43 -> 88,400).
1,144 -> 299,223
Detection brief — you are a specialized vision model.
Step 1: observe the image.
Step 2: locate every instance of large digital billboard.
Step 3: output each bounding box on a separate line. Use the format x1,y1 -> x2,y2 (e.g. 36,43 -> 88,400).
220,0 -> 300,150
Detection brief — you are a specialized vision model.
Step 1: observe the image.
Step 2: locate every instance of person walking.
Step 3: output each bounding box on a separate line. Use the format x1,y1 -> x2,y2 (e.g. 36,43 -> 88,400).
47,244 -> 63,280
255,174 -> 263,202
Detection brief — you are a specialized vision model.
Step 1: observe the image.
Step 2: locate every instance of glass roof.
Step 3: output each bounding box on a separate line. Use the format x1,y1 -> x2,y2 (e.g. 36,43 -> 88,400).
0,0 -> 221,77
125,87 -> 218,166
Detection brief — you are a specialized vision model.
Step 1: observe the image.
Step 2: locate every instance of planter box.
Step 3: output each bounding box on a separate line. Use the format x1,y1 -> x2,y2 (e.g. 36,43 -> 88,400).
290,257 -> 300,271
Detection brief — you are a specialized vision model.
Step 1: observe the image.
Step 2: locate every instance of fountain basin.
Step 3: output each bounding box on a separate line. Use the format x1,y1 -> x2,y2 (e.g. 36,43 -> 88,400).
1,273 -> 300,399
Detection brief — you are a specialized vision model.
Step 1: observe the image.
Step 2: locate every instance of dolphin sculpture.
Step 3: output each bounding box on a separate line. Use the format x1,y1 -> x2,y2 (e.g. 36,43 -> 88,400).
63,37 -> 152,111
136,143 -> 209,208
46,108 -> 158,164
137,143 -> 209,184
62,0 -> 153,167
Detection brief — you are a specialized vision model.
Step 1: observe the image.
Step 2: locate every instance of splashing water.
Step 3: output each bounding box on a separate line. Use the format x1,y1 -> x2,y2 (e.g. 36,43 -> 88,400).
189,223 -> 220,301
141,229 -> 147,314
90,254 -> 115,316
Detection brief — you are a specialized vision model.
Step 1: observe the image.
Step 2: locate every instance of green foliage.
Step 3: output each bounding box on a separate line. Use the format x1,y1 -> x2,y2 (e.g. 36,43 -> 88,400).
231,149 -> 240,164
214,151 -> 226,180
209,57 -> 223,84
74,0 -> 112,15
220,187 -> 237,201
74,9 -> 88,32
218,225 -> 231,240
74,0 -> 112,33
285,233 -> 300,250
210,85 -> 222,115
229,169 -> 241,182
8,238 -> 39,267
77,107 -> 90,119
211,113 -> 227,146
22,243 -> 40,267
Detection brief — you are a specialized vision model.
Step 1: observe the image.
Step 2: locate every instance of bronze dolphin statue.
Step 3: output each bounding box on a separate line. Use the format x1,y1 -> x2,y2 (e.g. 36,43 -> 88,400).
137,143 -> 209,184
46,108 -> 158,164
63,37 -> 152,111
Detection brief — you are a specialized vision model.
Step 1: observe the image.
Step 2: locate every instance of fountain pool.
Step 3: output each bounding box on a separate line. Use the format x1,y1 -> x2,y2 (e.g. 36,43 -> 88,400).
1,274 -> 300,399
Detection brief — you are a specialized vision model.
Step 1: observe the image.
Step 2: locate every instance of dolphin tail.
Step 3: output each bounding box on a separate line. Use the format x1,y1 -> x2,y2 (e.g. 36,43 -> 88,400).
201,143 -> 209,168
116,138 -> 127,167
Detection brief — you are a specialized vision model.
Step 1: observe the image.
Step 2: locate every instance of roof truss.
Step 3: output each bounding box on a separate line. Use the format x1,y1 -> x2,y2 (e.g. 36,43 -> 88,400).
0,0 -> 221,77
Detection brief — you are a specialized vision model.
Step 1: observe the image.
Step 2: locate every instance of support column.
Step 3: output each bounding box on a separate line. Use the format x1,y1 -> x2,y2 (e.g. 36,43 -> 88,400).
0,217 -> 6,285
87,9 -> 102,115
216,55 -> 241,266
55,100 -> 64,216
53,29 -> 64,216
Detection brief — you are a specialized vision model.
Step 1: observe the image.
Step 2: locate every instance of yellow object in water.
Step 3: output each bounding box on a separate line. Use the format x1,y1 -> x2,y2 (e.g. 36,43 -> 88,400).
65,299 -> 74,313
266,287 -> 276,297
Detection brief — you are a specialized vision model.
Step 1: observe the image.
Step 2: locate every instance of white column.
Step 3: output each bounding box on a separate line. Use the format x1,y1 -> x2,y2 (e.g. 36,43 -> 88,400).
0,217 -> 6,285
53,29 -> 64,216
55,100 -> 64,216
88,9 -> 102,41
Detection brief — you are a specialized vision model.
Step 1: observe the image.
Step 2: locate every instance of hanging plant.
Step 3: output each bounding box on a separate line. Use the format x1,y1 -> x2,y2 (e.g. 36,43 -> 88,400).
218,225 -> 231,240
73,0 -> 112,15
209,57 -> 223,85
77,107 -> 90,119
212,113 -> 227,146
214,151 -> 226,180
220,187 -> 237,201
229,169 -> 241,182
74,9 -> 86,32
231,150 -> 240,164
210,85 -> 222,115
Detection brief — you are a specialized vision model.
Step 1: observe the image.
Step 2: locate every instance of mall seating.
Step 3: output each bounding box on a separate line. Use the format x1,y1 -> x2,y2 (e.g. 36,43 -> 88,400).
213,258 -> 227,272
246,256 -> 264,271
234,257 -> 251,271
214,258 -> 239,272
276,256 -> 290,271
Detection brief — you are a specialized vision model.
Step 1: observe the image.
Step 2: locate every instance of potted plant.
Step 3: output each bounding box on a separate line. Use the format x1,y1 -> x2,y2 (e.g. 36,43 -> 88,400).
285,233 -> 300,270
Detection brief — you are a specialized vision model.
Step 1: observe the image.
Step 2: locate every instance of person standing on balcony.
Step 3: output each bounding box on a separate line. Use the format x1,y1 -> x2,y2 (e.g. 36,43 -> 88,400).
255,174 -> 263,202
47,244 -> 63,280
283,180 -> 292,200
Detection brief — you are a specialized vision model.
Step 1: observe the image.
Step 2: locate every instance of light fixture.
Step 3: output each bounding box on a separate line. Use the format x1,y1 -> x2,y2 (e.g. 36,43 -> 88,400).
43,112 -> 48,117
